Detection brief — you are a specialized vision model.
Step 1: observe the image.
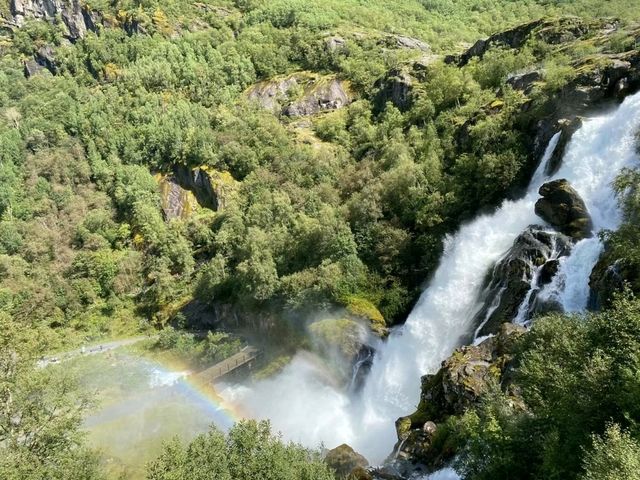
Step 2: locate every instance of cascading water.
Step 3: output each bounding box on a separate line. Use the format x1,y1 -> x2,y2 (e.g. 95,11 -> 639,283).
221,91 -> 640,468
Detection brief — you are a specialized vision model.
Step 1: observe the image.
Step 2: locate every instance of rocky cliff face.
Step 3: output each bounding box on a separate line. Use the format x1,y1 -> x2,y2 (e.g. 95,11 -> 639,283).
445,17 -> 617,67
171,165 -> 238,212
247,73 -> 354,117
10,0 -> 100,40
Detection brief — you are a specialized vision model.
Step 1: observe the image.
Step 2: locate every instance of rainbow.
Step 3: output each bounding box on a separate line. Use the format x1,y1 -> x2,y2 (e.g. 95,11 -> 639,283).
82,351 -> 249,432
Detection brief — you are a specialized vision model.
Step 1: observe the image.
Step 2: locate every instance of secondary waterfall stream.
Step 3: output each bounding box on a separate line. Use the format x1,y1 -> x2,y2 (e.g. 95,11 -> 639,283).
222,91 -> 640,467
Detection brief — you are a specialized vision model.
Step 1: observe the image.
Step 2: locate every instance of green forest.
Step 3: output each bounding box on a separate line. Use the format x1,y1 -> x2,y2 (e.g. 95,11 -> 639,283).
2,0 -> 640,478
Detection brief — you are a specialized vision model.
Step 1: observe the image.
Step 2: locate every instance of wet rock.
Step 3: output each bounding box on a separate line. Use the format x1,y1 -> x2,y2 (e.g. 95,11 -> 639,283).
309,318 -> 368,363
589,256 -> 629,310
325,444 -> 369,479
535,179 -> 593,239
10,0 -> 100,40
473,226 -> 572,337
392,324 -> 526,465
545,117 -> 583,176
539,259 -> 560,285
247,73 -> 353,117
308,318 -> 377,386
349,344 -> 375,393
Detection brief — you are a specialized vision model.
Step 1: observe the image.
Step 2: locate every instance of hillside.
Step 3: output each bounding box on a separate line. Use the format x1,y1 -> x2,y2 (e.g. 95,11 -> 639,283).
2,1 -> 640,479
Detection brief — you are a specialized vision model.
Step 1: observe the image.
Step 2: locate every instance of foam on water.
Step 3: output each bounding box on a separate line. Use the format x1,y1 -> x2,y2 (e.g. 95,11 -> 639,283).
222,92 -> 640,466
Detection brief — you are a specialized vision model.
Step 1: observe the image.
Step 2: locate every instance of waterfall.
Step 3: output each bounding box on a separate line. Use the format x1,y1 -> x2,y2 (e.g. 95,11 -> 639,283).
220,92 -> 640,468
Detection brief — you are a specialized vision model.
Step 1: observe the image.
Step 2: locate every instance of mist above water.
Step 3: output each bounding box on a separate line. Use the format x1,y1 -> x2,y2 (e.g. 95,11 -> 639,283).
221,92 -> 640,465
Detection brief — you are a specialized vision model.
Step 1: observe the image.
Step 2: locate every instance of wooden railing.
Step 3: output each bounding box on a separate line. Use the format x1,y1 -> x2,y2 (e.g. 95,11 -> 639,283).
195,346 -> 260,382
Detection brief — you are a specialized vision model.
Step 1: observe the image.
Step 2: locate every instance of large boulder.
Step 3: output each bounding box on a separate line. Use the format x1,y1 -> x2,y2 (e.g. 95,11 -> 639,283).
325,444 -> 370,479
473,226 -> 572,338
535,179 -> 593,239
589,257 -> 626,310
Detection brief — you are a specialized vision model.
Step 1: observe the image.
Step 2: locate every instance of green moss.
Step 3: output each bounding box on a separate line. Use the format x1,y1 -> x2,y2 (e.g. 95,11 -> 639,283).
308,317 -> 363,359
342,295 -> 387,336
252,354 -> 292,380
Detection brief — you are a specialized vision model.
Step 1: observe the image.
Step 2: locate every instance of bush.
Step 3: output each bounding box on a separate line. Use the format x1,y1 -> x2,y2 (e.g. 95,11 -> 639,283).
147,420 -> 336,480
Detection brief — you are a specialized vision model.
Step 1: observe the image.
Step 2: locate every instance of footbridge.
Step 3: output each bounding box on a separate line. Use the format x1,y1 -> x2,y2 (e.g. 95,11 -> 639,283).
194,345 -> 261,384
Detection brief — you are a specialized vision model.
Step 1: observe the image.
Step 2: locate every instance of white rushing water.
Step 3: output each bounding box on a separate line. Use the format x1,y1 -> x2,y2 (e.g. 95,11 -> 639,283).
221,92 -> 640,468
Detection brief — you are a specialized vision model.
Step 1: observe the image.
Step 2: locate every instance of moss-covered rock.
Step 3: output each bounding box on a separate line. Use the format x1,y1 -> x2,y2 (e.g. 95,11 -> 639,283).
156,174 -> 199,220
343,295 -> 388,337
392,323 -> 526,467
309,318 -> 367,362
170,165 -> 238,212
324,444 -> 369,479
446,17 -> 616,67
535,179 -> 593,240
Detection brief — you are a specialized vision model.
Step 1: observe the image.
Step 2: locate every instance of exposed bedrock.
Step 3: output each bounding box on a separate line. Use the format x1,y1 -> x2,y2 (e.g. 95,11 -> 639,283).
10,0 -> 101,40
473,226 -> 572,338
246,73 -> 354,117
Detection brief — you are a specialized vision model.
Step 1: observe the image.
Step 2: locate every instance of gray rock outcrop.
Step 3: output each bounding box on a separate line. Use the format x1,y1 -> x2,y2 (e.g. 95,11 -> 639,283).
473,226 -> 572,338
393,323 -> 526,467
247,74 -> 353,117
10,0 -> 100,40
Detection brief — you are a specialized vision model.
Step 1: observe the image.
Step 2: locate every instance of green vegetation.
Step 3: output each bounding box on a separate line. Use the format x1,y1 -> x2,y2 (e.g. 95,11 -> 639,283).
449,294 -> 640,480
2,0 -> 639,356
147,420 -> 335,480
0,315 -> 102,480
149,326 -> 243,368
1,0 -> 640,478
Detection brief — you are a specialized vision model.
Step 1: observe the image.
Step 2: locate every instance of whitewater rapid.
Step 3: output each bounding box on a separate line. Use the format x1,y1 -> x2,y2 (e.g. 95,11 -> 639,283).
221,91 -> 640,467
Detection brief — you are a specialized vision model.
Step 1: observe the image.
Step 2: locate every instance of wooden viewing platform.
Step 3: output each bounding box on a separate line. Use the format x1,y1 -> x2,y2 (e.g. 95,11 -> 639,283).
194,345 -> 260,383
